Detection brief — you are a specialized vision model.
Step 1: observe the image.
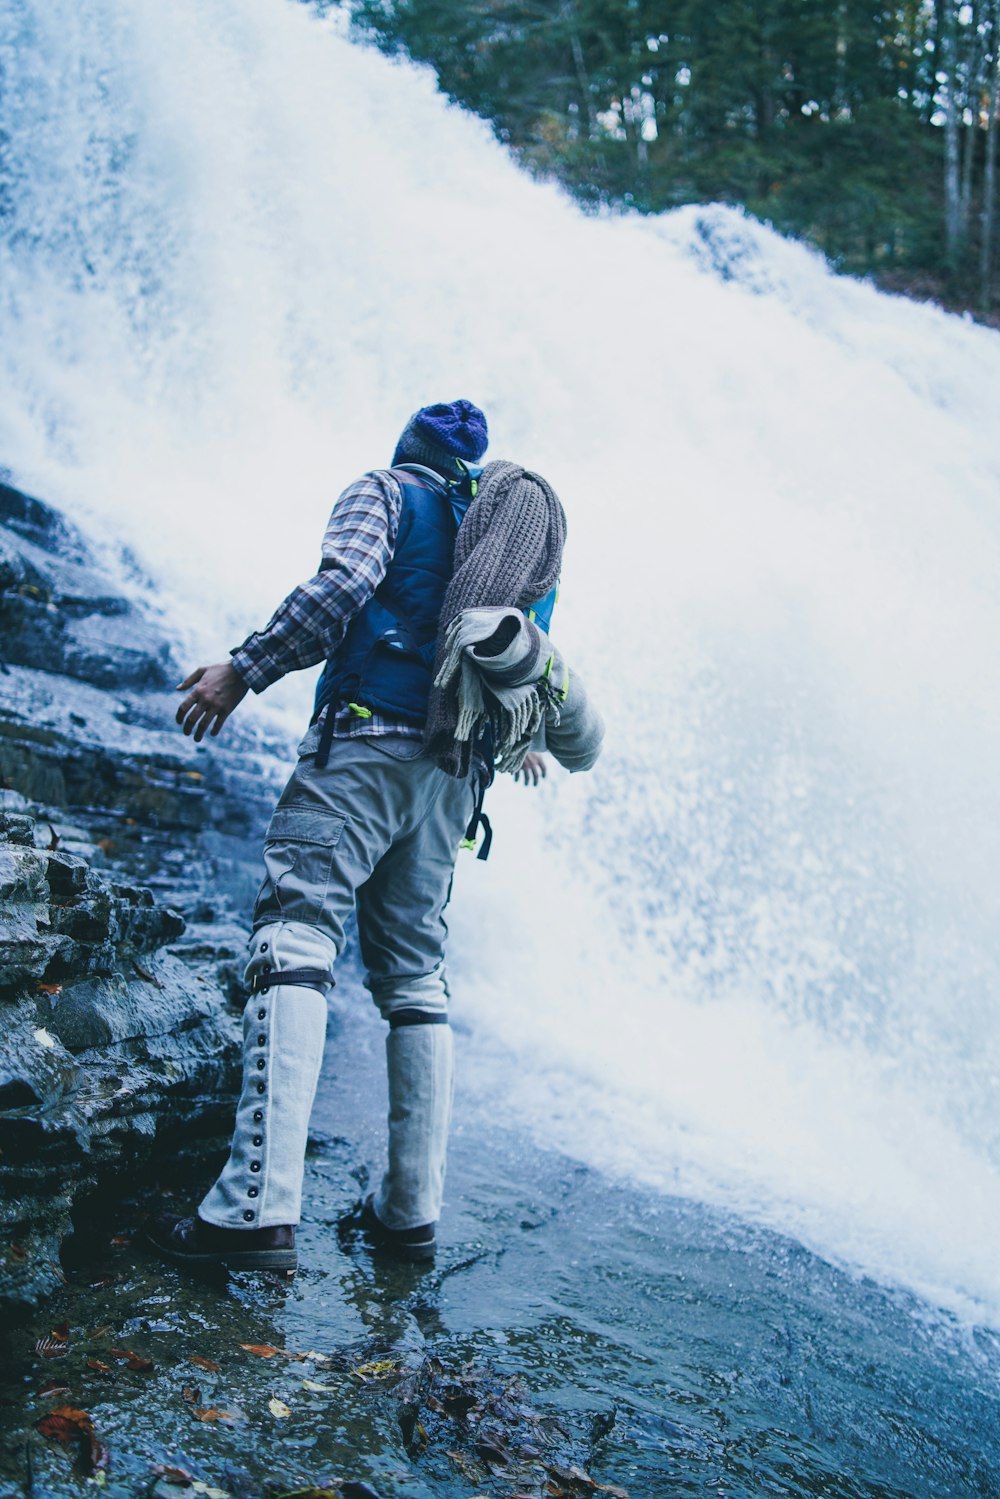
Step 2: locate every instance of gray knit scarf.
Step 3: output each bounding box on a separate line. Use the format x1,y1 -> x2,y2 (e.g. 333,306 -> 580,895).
424,459 -> 567,777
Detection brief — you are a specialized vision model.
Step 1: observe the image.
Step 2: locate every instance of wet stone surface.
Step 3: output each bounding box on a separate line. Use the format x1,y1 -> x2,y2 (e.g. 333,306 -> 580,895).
2,989 -> 999,1499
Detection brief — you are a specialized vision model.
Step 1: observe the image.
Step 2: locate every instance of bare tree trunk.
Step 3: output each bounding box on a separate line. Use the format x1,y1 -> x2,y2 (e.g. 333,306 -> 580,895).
939,0 -> 963,263
980,4 -> 1000,306
561,0 -> 596,136
960,1 -> 986,236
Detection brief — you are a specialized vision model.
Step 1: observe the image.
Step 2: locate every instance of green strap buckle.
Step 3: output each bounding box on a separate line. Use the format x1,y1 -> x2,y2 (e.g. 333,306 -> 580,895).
347,702 -> 373,719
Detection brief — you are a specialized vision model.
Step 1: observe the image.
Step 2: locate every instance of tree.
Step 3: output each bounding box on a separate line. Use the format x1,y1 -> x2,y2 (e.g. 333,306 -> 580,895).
343,0 -> 1000,315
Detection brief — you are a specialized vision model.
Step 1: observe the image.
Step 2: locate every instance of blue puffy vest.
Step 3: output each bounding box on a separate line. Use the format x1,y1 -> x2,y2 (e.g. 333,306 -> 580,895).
312,466 -> 471,730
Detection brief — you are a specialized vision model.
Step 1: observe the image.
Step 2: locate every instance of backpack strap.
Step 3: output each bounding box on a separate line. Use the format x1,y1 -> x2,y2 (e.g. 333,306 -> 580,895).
460,774 -> 493,861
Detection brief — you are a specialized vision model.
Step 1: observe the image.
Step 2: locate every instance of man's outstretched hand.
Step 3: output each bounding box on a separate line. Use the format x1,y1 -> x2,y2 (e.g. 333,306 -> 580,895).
514,751 -> 548,787
176,662 -> 248,742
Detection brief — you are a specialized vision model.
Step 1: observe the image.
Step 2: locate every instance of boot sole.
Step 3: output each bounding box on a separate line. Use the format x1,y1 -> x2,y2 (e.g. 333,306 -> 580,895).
143,1229 -> 297,1274
368,1237 -> 436,1264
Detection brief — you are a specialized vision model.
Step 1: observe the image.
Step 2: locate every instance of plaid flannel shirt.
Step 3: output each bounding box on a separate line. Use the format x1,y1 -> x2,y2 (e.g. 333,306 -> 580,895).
230,469 -> 422,741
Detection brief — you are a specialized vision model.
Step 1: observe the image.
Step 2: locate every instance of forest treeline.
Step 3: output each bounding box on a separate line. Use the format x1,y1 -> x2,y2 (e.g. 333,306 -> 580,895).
341,1 -> 1000,319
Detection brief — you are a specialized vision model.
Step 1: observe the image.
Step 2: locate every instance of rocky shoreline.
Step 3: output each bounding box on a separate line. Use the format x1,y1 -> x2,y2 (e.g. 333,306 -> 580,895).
0,477 -> 285,1319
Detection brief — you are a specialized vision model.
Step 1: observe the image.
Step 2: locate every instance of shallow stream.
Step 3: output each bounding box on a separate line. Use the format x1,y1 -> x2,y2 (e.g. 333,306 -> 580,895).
2,972 -> 997,1499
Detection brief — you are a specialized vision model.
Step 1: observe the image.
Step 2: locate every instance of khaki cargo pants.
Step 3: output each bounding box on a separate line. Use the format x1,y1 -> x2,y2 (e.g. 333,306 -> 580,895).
199,735 -> 480,1232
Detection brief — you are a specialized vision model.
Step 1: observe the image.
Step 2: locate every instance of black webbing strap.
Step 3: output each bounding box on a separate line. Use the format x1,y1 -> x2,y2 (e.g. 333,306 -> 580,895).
249,968 -> 335,994
462,776 -> 493,862
315,704 -> 338,770
388,1008 -> 449,1029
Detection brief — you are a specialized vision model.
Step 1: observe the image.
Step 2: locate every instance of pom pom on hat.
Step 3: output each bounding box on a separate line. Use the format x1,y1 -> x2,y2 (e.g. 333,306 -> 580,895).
393,399 -> 489,471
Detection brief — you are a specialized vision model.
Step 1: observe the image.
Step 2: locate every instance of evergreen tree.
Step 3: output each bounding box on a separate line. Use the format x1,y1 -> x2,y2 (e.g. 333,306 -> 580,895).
345,0 -> 1000,316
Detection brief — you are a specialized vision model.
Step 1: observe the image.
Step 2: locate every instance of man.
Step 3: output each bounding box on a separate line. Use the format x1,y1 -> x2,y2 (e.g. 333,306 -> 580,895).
146,400 -> 544,1272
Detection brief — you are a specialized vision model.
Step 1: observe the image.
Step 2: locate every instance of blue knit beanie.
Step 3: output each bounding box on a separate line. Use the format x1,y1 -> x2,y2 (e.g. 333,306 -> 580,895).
392,399 -> 489,473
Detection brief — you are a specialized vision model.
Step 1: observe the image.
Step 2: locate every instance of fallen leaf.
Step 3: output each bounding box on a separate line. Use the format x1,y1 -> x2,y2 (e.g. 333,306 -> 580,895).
239,1343 -> 280,1359
38,1382 -> 71,1398
268,1397 -> 292,1419
88,1276 -> 117,1290
442,1388 -> 478,1416
35,1336 -> 68,1358
191,1484 -> 231,1498
86,1359 -> 112,1375
132,960 -> 163,989
268,1490 -> 341,1499
152,1465 -> 194,1485
190,1355 -> 221,1373
109,1347 -> 153,1372
446,1450 -> 484,1482
9,1242 -> 27,1262
568,1469 -> 598,1490
351,1358 -> 403,1383
35,1404 -> 109,1475
476,1436 -> 511,1466
193,1407 -> 239,1423
110,1235 -> 131,1248
301,1350 -> 331,1364
301,1379 -> 333,1392
182,1386 -> 199,1402
50,1322 -> 70,1341
545,1466 -> 627,1499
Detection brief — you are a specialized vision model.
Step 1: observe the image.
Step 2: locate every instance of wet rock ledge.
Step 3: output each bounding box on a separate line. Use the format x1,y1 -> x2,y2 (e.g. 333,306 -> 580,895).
0,477 -> 286,1319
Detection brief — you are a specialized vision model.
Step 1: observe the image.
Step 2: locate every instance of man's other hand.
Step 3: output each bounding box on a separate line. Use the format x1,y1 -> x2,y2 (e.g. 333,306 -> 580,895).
514,751 -> 548,787
176,662 -> 248,742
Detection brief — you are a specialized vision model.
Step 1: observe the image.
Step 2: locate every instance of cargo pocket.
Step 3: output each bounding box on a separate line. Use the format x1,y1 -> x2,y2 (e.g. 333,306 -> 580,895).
256,804 -> 348,926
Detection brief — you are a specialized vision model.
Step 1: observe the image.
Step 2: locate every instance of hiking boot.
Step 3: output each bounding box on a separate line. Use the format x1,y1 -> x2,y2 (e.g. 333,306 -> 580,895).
143,1212 -> 297,1273
339,1194 -> 436,1263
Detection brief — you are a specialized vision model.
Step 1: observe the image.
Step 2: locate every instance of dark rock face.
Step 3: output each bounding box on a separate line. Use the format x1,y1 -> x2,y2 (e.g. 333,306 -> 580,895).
0,479 -> 287,1319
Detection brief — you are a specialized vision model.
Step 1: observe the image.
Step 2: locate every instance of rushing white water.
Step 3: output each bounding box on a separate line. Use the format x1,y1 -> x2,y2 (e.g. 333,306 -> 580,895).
3,0 -> 1000,1326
